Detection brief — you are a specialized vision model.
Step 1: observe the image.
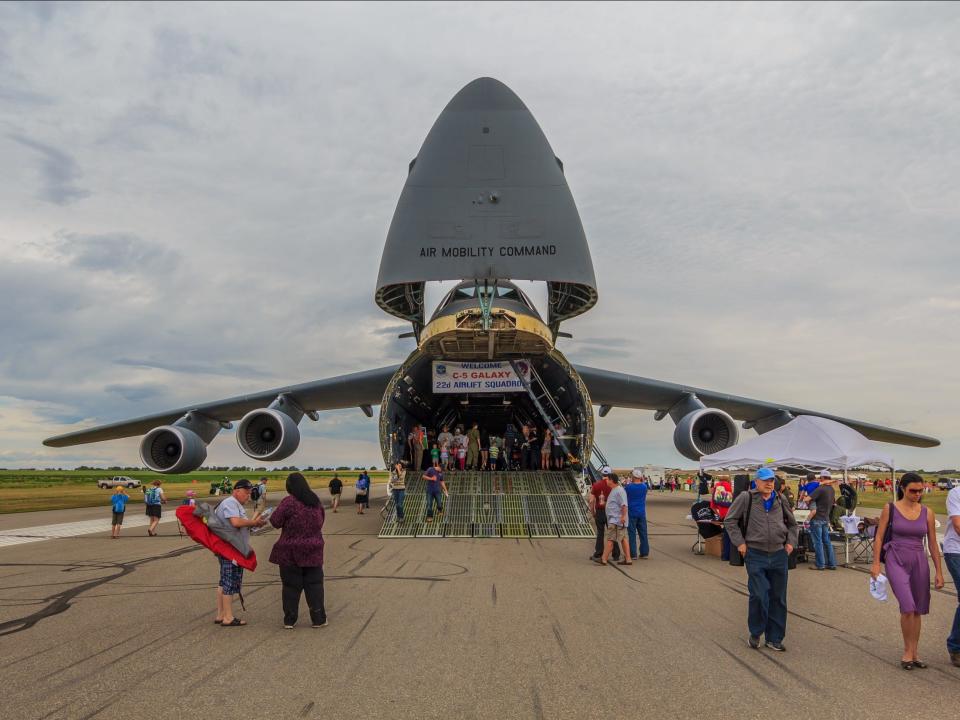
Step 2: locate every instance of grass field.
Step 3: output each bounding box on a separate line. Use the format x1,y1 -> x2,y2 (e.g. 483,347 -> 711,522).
1,468 -> 955,516
0,470 -> 388,514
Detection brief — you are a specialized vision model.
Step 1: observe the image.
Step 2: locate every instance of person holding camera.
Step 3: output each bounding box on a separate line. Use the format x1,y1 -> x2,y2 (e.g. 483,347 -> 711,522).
215,480 -> 266,627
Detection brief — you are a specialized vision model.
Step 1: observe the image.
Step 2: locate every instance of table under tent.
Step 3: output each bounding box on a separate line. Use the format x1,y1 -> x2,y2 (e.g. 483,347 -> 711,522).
697,415 -> 897,565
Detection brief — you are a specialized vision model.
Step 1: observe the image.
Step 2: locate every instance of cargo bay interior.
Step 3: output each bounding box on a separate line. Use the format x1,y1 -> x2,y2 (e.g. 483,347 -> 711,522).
378,349 -> 594,471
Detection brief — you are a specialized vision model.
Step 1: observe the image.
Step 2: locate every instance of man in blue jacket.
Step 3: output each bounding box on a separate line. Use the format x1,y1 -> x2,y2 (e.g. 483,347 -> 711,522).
624,469 -> 649,559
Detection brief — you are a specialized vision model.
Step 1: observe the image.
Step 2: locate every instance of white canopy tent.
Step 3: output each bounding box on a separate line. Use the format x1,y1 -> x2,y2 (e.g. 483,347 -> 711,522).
698,415 -> 895,472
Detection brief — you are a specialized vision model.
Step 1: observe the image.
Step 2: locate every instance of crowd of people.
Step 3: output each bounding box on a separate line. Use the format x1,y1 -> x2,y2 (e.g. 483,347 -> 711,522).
104,462 -> 960,669
400,419 -> 576,472
694,467 -> 960,668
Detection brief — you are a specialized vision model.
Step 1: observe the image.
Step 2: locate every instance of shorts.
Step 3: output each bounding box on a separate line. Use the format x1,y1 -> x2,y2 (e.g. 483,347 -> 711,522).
355,493 -> 368,505
218,556 -> 244,595
606,524 -> 627,543
145,504 -> 162,518
551,445 -> 564,460
111,511 -> 125,525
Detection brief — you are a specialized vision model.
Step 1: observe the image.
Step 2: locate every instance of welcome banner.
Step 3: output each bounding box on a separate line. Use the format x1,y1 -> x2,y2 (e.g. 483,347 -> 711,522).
432,360 -> 531,394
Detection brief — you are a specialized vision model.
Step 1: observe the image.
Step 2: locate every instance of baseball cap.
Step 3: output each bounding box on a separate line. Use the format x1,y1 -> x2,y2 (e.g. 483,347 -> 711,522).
631,468 -> 644,479
819,469 -> 832,479
234,479 -> 253,490
601,465 -> 612,476
755,468 -> 776,481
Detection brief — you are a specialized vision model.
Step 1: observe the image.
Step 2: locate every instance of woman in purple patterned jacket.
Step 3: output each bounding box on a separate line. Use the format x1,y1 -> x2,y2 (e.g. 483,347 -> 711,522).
269,472 -> 327,629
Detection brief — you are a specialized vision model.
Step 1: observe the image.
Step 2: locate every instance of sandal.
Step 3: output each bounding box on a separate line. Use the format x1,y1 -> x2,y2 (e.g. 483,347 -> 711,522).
617,560 -> 633,566
221,618 -> 247,627
213,619 -> 223,624
900,661 -> 914,670
910,660 -> 928,669
591,557 -> 608,566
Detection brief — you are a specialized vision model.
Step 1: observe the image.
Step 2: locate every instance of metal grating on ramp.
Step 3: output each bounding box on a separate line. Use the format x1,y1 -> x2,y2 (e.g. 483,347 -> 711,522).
444,522 -> 472,538
557,523 -> 597,538
528,523 -> 560,538
379,521 -> 416,538
378,470 -> 595,539
500,522 -> 529,538
416,522 -> 446,538
472,522 -> 499,538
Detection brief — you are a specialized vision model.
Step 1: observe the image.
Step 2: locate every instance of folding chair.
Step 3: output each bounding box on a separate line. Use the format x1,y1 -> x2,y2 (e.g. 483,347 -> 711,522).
840,515 -> 874,564
690,500 -> 722,554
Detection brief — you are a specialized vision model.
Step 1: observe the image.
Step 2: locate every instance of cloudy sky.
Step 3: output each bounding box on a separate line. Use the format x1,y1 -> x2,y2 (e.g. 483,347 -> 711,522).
1,1 -> 957,471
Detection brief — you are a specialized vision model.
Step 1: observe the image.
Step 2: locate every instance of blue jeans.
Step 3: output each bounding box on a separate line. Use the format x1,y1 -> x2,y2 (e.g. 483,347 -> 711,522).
808,521 -> 836,568
425,490 -> 444,519
744,548 -> 789,643
392,489 -> 405,520
628,515 -> 649,558
945,553 -> 960,653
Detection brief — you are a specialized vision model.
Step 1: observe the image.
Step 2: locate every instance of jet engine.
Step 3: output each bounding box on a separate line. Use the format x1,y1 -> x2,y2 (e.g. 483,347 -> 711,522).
140,425 -> 209,474
672,408 -> 739,462
236,394 -> 306,461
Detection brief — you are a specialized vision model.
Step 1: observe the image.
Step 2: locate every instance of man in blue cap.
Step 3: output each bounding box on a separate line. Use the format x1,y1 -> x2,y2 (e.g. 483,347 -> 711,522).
724,467 -> 798,651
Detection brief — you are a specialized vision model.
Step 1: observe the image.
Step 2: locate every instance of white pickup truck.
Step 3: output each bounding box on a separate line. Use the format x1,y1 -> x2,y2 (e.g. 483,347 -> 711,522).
97,476 -> 141,489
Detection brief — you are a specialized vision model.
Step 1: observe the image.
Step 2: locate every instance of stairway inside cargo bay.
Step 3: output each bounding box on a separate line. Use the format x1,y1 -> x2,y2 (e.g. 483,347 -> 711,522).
377,470 -> 595,539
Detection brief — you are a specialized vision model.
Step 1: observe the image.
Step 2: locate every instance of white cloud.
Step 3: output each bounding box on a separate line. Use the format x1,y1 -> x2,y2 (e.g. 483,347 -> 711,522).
0,2 -> 957,471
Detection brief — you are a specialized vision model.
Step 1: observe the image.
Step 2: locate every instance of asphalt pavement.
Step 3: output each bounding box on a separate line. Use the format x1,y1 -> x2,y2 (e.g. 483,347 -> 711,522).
1,488 -> 958,719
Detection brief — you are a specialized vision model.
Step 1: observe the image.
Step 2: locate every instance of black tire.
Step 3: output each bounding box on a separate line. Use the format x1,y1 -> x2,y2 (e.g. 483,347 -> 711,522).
127,483 -> 136,489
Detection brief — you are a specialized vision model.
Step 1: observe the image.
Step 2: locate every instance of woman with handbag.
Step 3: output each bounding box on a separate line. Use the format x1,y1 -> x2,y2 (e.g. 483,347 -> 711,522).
870,472 -> 945,669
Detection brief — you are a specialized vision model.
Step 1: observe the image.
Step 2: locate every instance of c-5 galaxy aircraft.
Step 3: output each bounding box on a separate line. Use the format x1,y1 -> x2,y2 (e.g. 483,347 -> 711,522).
44,78 -> 939,473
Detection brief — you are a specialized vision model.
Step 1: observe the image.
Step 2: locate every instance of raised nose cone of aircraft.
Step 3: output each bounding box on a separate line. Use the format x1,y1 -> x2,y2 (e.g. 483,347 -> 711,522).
375,77 -> 597,329
443,76 -> 529,113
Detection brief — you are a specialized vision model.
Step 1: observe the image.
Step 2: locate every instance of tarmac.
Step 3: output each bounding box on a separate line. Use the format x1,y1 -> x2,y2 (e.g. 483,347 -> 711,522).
2,487 -> 959,719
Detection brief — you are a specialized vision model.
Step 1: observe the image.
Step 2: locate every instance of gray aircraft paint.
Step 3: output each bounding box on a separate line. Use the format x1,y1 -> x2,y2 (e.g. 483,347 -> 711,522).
43,77 -> 939,455
375,77 -> 597,325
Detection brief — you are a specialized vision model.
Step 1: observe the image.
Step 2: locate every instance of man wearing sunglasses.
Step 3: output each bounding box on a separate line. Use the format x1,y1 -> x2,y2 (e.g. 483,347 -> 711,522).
724,467 -> 798,652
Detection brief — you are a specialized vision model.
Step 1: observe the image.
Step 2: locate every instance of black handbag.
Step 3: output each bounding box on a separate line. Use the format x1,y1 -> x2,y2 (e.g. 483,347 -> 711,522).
878,503 -> 894,563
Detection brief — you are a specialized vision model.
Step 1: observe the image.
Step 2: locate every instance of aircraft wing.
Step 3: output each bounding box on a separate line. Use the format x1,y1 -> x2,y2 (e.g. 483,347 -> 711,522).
43,365 -> 400,447
574,364 -> 940,448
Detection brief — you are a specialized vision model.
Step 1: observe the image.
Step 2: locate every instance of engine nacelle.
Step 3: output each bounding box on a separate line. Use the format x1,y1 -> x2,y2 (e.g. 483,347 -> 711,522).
140,426 -> 208,474
237,408 -> 301,461
673,408 -> 739,461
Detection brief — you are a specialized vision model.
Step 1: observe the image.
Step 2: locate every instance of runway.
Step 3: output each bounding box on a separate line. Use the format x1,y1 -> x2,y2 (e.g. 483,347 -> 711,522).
2,489 -> 958,719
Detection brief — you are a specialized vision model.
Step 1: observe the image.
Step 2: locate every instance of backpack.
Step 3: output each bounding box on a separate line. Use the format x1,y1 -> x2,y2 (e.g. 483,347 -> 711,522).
145,487 -> 161,505
738,490 -> 793,536
737,491 -> 797,568
250,484 -> 262,502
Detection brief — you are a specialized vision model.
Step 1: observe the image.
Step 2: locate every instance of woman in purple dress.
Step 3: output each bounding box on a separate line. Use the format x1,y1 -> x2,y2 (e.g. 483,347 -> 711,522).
871,472 -> 944,669
270,472 -> 327,629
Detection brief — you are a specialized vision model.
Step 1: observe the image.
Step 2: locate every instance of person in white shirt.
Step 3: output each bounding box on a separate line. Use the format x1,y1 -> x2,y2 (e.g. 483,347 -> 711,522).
943,485 -> 960,667
214,480 -> 266,627
592,473 -> 630,566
